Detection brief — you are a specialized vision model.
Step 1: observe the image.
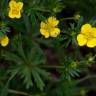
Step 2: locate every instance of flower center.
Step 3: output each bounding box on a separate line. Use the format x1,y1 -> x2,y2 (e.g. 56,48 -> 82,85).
11,8 -> 19,15
46,23 -> 54,33
83,31 -> 94,40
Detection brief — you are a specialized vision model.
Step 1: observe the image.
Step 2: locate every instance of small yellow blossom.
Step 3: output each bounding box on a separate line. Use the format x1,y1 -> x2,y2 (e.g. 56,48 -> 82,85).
0,36 -> 9,47
8,0 -> 23,19
40,17 -> 60,38
77,24 -> 96,48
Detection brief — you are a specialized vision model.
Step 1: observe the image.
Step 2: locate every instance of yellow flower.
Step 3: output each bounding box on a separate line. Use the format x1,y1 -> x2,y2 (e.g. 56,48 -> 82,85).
40,17 -> 60,38
8,0 -> 23,19
0,36 -> 9,47
77,24 -> 96,48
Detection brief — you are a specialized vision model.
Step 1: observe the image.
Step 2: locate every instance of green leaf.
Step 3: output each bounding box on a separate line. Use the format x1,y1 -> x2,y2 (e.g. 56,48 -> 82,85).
2,52 -> 23,64
19,65 -> 33,89
23,14 -> 31,34
35,67 -> 50,80
76,16 -> 84,31
32,68 -> 45,90
0,83 -> 9,96
36,12 -> 46,21
30,12 -> 39,35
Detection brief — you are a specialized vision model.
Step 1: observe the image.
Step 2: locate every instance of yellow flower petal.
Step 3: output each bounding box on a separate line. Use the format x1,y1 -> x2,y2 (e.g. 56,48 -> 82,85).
17,2 -> 23,10
48,17 -> 59,26
9,0 -> 23,9
1,36 -> 9,47
81,24 -> 92,35
40,29 -> 49,38
15,12 -> 21,18
9,0 -> 16,8
8,10 -> 16,18
40,22 -> 47,29
77,34 -> 87,46
9,9 -> 21,18
87,38 -> 96,48
91,27 -> 96,37
50,28 -> 60,37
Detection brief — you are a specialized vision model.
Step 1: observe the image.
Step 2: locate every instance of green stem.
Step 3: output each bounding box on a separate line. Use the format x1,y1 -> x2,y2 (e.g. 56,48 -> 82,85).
8,89 -> 45,96
60,17 -> 77,21
77,75 -> 96,84
41,65 -> 65,69
8,89 -> 32,96
32,8 -> 51,13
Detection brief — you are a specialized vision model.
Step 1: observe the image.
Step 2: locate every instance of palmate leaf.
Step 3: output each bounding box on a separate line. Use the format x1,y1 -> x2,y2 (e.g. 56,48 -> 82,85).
7,64 -> 33,89
2,51 -> 24,64
19,65 -> 33,89
3,36 -> 48,90
69,69 -> 80,77
26,46 -> 46,65
59,56 -> 81,81
9,64 -> 47,90
35,67 -> 50,79
32,68 -> 45,91
0,65 -> 19,96
6,58 -> 47,90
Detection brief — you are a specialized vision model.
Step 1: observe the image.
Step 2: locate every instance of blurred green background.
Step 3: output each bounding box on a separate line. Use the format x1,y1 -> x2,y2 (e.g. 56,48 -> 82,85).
61,0 -> 96,20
